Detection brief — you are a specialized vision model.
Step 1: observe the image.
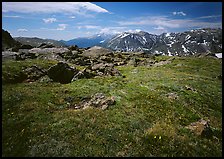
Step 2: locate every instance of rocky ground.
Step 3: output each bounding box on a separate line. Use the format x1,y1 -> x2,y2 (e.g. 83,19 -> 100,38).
2,44 -> 222,157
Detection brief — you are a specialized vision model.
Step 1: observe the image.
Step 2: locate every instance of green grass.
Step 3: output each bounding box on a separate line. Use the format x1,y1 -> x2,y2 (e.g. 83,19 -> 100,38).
2,56 -> 222,157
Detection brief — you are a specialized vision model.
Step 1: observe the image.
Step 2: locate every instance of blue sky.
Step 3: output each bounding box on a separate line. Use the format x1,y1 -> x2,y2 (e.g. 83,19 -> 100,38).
2,2 -> 222,40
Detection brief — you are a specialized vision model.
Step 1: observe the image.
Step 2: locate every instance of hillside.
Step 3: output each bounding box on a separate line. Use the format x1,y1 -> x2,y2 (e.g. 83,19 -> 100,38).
2,29 -> 21,51
62,33 -> 113,48
14,37 -> 67,47
2,53 -> 222,157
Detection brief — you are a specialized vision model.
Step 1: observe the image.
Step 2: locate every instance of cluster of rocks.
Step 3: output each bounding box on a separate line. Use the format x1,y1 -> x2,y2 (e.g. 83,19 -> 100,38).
72,93 -> 116,110
3,42 -> 179,84
3,61 -> 124,84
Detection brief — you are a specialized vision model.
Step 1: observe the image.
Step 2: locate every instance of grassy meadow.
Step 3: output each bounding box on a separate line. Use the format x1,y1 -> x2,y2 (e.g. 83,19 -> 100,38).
2,56 -> 222,157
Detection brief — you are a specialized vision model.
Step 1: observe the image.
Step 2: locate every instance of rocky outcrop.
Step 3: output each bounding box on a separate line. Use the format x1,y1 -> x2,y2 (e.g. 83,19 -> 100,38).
37,43 -> 55,48
47,62 -> 78,84
82,46 -> 112,58
185,119 -> 213,138
2,29 -> 21,51
23,65 -> 47,82
2,51 -> 19,61
28,47 -> 72,61
72,93 -> 116,110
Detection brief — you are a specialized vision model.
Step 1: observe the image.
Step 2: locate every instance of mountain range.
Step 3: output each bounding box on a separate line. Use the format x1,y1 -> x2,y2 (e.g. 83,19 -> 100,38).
60,33 -> 113,48
101,28 -> 222,56
2,28 -> 222,56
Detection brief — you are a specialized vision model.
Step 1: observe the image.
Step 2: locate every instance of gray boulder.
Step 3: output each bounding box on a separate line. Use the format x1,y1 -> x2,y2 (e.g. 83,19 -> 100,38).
47,62 -> 78,84
2,51 -> 19,61
82,46 -> 112,58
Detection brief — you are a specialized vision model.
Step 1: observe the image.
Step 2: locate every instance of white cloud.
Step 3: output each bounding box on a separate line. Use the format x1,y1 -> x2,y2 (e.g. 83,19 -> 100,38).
17,29 -> 28,32
118,16 -> 180,28
172,11 -> 186,16
118,15 -> 221,29
154,26 -> 165,30
57,24 -> 67,30
77,25 -> 101,29
43,18 -> 57,23
2,2 -> 109,15
3,15 -> 21,18
127,29 -> 142,33
197,15 -> 222,19
69,16 -> 76,19
99,27 -> 127,34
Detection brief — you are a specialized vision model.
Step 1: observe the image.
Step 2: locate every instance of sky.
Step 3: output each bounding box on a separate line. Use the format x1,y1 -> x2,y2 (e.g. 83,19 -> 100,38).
2,2 -> 222,40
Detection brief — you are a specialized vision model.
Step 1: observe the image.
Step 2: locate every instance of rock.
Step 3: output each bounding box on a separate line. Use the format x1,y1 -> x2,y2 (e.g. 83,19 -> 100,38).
2,51 -> 19,61
37,43 -> 55,48
82,46 -> 112,58
73,57 -> 92,66
72,68 -> 96,81
167,92 -> 179,100
28,47 -> 71,61
90,63 -> 122,77
23,65 -> 46,82
68,45 -> 79,51
153,60 -> 172,67
37,75 -> 53,83
16,49 -> 37,60
20,44 -> 34,49
73,93 -> 115,110
47,62 -> 78,84
71,50 -> 79,58
99,55 -> 114,63
138,58 -> 155,66
184,85 -> 196,92
185,119 -> 213,138
216,74 -> 222,80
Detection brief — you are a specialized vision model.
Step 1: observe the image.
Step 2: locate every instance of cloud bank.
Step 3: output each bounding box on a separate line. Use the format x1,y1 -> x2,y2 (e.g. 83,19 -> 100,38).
2,2 -> 109,14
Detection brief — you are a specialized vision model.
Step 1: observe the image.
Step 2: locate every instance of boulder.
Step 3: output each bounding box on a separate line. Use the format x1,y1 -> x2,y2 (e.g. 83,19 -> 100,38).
72,68 -> 96,81
47,62 -> 78,84
37,43 -> 55,48
2,51 -> 19,61
20,44 -> 34,49
16,49 -> 37,60
82,46 -> 112,58
28,47 -> 71,61
68,45 -> 79,51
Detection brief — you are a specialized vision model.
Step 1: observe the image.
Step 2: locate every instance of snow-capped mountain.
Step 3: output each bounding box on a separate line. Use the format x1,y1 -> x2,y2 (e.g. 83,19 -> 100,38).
102,28 -> 222,55
101,31 -> 158,52
62,33 -> 114,48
